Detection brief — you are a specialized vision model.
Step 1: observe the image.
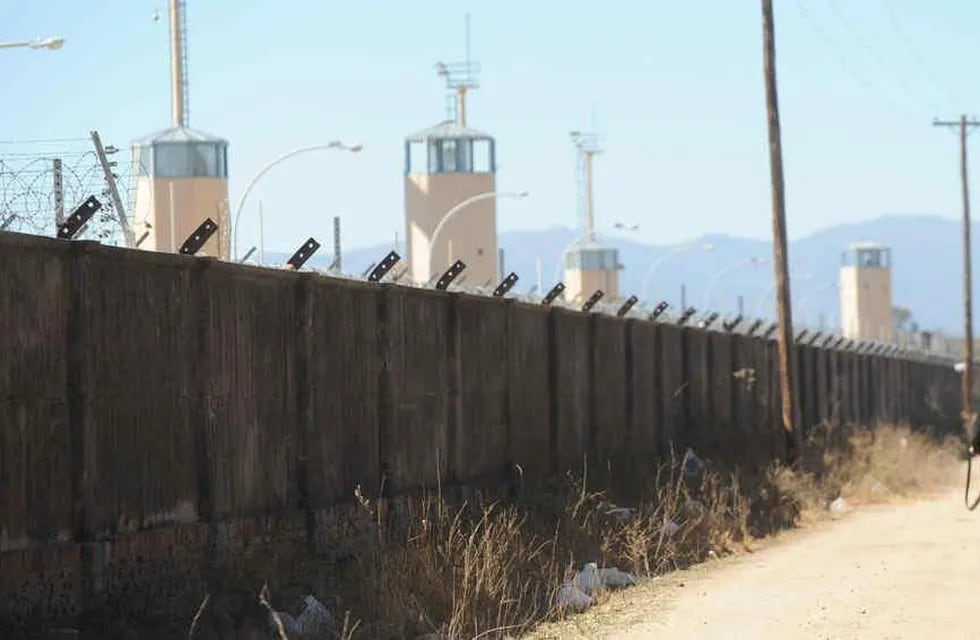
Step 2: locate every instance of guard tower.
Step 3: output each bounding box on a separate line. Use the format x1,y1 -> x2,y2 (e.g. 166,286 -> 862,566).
563,129 -> 620,303
404,17 -> 498,286
130,0 -> 230,257
839,241 -> 894,342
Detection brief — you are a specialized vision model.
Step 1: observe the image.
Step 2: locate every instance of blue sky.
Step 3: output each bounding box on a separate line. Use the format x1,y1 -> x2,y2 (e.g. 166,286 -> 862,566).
3,0 -> 979,252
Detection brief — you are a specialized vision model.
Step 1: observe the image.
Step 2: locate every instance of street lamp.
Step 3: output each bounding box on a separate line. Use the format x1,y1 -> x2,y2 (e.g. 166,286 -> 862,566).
232,141 -> 361,260
753,272 -> 813,318
0,37 -> 65,50
797,281 -> 837,327
702,256 -> 768,311
427,190 -> 529,276
640,243 -> 715,302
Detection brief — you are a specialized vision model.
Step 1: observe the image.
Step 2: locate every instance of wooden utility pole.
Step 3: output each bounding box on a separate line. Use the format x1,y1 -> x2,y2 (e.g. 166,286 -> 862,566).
934,115 -> 980,431
761,0 -> 801,454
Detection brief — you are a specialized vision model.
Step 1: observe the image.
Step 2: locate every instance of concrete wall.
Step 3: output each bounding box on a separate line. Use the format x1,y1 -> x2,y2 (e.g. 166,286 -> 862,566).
0,232 -> 962,630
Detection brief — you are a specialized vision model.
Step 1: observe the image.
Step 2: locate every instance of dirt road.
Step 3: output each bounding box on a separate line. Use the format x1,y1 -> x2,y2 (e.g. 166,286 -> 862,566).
532,488 -> 980,639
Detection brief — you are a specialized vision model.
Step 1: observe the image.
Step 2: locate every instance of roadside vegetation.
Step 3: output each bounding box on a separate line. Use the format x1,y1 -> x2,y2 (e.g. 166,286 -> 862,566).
234,422 -> 959,640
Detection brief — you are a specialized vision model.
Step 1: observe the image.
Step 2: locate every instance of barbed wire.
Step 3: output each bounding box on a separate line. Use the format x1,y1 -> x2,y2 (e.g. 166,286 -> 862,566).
0,137 -> 139,244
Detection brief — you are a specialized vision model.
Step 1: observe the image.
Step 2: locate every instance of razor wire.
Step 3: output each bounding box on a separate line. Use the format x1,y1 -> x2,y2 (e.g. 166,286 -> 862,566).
0,139 -> 139,244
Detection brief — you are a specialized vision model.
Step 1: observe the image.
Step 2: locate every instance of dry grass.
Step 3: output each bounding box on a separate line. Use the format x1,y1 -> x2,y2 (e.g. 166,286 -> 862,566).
232,423 -> 960,639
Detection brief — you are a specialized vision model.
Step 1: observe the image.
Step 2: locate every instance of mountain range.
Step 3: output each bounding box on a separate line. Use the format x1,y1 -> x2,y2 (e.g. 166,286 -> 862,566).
262,214 -> 969,335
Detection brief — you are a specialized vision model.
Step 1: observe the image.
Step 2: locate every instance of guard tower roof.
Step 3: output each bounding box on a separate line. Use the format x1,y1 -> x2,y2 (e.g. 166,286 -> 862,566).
133,125 -> 228,147
406,120 -> 493,143
845,240 -> 887,251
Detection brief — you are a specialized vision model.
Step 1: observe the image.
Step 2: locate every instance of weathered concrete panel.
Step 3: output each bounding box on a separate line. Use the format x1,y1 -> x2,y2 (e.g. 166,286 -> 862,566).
592,315 -> 628,490
709,332 -> 734,460
77,246 -> 201,535
306,277 -> 382,505
201,262 -> 301,519
0,234 -> 72,550
382,287 -> 451,492
553,309 -> 590,473
814,347 -> 830,425
684,328 -> 711,454
658,323 -> 686,457
730,335 -> 757,469
628,321 -> 660,464
507,302 -> 550,483
455,295 -> 510,485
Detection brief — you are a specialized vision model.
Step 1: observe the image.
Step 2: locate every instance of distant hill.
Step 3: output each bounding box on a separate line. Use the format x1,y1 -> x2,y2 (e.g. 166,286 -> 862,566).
262,214 -> 970,335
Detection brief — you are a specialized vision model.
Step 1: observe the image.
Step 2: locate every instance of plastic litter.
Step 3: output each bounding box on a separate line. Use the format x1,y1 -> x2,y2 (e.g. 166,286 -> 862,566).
555,582 -> 593,611
829,496 -> 848,515
577,562 -> 638,595
272,595 -> 334,639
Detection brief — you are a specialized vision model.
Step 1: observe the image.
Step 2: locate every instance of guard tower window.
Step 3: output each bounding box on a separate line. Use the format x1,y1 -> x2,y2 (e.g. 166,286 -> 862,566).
841,246 -> 891,269
442,140 -> 458,172
565,246 -> 620,271
134,142 -> 228,179
404,133 -> 496,175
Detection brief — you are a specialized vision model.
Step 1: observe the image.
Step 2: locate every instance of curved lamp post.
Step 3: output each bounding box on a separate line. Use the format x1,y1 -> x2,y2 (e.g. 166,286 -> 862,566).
0,37 -> 64,50
753,272 -> 813,318
427,189 -> 529,276
702,256 -> 768,311
640,243 -> 715,302
797,281 -> 837,327
232,141 -> 362,260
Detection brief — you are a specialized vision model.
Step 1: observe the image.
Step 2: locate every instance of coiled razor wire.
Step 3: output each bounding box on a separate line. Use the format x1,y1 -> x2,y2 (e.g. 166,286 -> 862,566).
0,139 -> 139,244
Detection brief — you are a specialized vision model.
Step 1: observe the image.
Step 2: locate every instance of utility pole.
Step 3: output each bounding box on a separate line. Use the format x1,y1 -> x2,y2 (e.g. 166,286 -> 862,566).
761,0 -> 801,454
934,114 -> 980,432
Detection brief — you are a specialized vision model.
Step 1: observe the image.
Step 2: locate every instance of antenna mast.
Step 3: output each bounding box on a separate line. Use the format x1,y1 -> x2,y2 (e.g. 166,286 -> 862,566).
169,0 -> 189,128
570,126 -> 602,242
435,14 -> 480,126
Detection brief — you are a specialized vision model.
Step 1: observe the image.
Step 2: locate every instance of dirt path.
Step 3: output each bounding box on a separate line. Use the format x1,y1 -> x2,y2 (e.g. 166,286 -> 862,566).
531,487 -> 980,639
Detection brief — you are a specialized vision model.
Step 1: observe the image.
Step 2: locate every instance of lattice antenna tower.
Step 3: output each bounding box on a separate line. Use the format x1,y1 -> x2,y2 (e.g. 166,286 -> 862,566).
570,115 -> 603,242
435,14 -> 481,126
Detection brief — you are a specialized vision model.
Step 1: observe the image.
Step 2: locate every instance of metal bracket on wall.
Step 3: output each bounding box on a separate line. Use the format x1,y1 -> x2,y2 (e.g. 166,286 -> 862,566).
57,195 -> 102,240
582,290 -> 604,312
808,331 -> 823,346
763,323 -> 778,339
722,315 -> 743,332
677,307 -> 697,326
649,300 -> 669,321
435,260 -> 466,290
493,272 -> 519,297
821,334 -> 836,348
796,328 -> 808,343
616,295 -> 639,317
746,319 -> 764,336
285,236 -> 320,269
698,312 -> 719,329
368,250 -> 400,282
179,218 -> 219,256
542,282 -> 565,306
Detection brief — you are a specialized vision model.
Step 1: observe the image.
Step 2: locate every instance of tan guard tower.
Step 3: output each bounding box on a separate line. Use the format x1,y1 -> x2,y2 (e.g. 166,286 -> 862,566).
404,18 -> 499,287
839,242 -> 894,342
131,0 -> 230,258
563,129 -> 620,303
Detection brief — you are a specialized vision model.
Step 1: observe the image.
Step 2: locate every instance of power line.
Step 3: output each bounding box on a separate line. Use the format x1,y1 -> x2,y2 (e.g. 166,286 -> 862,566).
792,0 -> 931,123
880,0 -> 961,110
0,137 -> 89,145
826,0 -> 945,114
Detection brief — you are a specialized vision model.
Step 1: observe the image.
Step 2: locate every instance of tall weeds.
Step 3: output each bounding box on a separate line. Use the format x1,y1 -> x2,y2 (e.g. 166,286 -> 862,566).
254,423 -> 960,639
